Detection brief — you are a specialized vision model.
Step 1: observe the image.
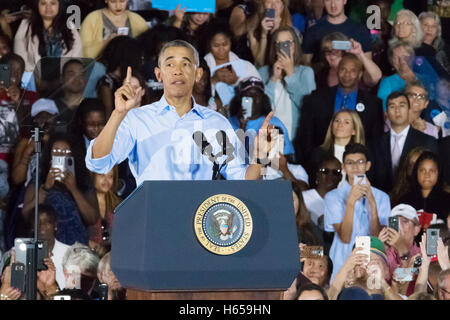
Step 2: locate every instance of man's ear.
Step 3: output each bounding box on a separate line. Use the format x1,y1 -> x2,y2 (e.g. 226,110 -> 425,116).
154,67 -> 162,82
195,66 -> 204,83
366,160 -> 371,172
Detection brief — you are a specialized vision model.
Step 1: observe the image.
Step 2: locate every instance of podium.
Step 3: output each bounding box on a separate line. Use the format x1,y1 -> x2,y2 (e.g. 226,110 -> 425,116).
111,180 -> 300,300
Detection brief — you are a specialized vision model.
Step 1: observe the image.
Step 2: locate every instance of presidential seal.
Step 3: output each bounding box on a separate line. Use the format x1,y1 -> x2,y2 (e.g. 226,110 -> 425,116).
194,194 -> 253,255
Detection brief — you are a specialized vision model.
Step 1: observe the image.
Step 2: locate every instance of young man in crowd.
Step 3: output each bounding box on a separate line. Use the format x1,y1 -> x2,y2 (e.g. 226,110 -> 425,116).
302,0 -> 373,64
324,143 -> 390,281
295,53 -> 383,165
371,91 -> 439,193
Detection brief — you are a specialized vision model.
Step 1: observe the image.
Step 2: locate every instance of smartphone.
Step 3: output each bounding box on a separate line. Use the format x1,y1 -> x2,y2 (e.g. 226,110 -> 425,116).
52,156 -> 75,180
14,238 -> 30,265
355,236 -> 371,264
278,41 -> 291,58
413,256 -> 422,268
426,228 -> 439,256
0,64 -> 11,88
241,96 -> 253,119
301,246 -> 324,259
11,262 -> 26,292
393,268 -> 416,282
388,216 -> 399,232
265,8 -> 275,18
353,174 -> 367,186
37,241 -> 48,271
332,40 -> 351,51
117,27 -> 129,36
54,295 -> 71,300
98,283 -> 109,300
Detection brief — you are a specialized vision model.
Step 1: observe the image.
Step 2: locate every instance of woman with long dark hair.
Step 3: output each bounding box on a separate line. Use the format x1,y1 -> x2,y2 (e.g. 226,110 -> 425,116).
13,0 -> 82,72
399,151 -> 450,222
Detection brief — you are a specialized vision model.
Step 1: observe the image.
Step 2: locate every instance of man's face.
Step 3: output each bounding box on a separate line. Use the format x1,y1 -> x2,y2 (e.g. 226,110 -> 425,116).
324,0 -> 347,18
37,212 -> 55,242
62,62 -> 86,94
342,153 -> 370,180
398,216 -> 420,244
338,58 -> 363,91
438,275 -> 450,300
154,46 -> 202,100
302,257 -> 328,286
387,96 -> 409,127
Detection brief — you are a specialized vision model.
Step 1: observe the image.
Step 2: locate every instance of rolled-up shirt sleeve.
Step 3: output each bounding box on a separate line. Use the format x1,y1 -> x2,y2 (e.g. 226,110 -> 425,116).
85,113 -> 136,174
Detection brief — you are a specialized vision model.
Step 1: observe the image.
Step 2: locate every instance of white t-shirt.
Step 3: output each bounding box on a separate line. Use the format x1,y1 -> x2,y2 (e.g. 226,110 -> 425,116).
51,239 -> 70,289
334,144 -> 346,163
302,189 -> 325,227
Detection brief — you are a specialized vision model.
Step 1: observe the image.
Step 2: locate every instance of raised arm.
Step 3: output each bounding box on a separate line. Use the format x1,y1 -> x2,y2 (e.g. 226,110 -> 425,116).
92,67 -> 143,159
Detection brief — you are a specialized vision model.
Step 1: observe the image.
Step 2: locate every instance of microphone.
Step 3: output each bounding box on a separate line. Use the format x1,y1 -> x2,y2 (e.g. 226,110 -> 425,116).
192,131 -> 220,180
216,130 -> 235,164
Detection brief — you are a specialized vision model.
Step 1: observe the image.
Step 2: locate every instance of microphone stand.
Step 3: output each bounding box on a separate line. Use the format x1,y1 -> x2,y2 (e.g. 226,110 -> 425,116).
25,127 -> 43,300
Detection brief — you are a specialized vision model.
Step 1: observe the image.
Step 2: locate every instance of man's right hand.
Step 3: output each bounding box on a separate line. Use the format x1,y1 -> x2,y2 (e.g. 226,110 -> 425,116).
347,181 -> 367,206
114,67 -> 144,115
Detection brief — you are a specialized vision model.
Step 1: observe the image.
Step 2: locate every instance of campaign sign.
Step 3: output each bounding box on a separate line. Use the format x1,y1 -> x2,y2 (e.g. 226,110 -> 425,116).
152,0 -> 215,13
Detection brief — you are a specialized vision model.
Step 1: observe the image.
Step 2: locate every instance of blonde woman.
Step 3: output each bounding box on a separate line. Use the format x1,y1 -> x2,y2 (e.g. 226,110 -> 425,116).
307,109 -> 365,182
80,0 -> 148,59
248,0 -> 293,67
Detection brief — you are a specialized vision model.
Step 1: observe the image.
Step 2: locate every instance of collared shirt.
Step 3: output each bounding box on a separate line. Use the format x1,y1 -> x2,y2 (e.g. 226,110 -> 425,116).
334,87 -> 358,112
390,125 -> 410,156
85,96 -> 248,186
324,180 -> 391,281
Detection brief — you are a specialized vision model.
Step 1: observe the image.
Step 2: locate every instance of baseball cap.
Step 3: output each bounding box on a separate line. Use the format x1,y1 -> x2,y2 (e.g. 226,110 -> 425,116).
390,204 -> 419,223
238,76 -> 264,93
31,98 -> 59,117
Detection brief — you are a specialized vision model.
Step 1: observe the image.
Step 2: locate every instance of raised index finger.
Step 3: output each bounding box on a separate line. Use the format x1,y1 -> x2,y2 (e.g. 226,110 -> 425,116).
125,66 -> 132,84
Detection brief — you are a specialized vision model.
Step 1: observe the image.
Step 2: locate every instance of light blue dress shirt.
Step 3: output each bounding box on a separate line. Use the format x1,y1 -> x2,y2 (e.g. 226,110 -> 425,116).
85,96 -> 249,186
324,180 -> 390,281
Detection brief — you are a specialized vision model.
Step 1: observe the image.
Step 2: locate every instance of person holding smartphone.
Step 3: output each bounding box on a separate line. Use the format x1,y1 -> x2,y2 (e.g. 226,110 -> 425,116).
378,204 -> 421,296
248,0 -> 293,67
80,0 -> 148,59
22,134 -> 98,246
258,26 -> 316,140
324,143 -> 390,281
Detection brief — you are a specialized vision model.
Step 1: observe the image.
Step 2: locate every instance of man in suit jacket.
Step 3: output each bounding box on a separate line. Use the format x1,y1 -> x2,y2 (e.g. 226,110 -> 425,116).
371,92 -> 439,193
294,53 -> 384,165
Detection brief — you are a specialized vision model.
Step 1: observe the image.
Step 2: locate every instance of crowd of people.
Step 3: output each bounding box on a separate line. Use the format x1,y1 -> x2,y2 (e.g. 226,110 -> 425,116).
0,0 -> 449,300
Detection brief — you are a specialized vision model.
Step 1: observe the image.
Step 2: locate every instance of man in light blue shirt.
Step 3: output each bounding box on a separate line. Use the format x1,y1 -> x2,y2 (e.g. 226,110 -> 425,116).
86,40 -> 274,184
324,143 -> 390,281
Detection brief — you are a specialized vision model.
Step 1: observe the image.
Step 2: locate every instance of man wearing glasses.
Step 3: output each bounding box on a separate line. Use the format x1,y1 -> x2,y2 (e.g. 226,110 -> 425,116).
324,143 -> 390,281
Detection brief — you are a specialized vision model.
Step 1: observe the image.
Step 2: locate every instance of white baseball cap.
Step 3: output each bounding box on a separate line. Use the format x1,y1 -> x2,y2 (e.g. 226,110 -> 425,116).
390,204 -> 419,222
31,98 -> 59,117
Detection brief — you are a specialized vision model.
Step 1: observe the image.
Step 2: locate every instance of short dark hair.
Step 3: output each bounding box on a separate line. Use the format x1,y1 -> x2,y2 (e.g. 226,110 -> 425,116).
386,91 -> 410,109
343,143 -> 370,162
338,53 -> 364,72
296,283 -> 329,300
0,53 -> 25,72
61,59 -> 84,76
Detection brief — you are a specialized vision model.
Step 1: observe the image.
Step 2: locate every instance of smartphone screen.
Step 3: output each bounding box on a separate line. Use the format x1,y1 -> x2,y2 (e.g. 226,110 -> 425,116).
278,41 -> 291,58
332,40 -> 351,51
426,228 -> 439,256
265,8 -> 275,18
353,174 -> 367,186
241,96 -> 253,119
393,268 -> 415,282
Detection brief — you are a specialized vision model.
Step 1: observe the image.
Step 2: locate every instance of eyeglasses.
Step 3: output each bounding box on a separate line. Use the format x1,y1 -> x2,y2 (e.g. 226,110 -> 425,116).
407,93 -> 428,100
323,49 -> 343,57
52,149 -> 71,154
395,21 -> 414,26
344,159 -> 366,166
318,168 -> 342,177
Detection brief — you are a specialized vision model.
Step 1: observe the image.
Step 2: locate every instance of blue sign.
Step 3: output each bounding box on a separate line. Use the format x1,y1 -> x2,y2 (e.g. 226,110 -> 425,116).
152,0 -> 215,13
